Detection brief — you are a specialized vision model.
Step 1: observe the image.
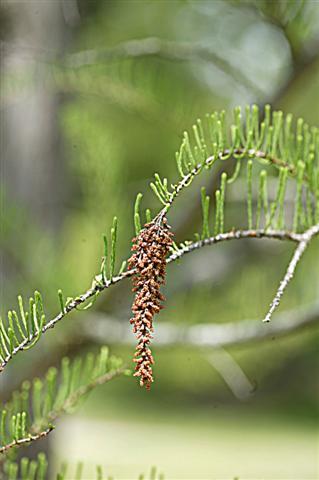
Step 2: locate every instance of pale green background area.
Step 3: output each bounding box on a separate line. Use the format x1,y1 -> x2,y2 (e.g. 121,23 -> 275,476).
52,413 -> 317,480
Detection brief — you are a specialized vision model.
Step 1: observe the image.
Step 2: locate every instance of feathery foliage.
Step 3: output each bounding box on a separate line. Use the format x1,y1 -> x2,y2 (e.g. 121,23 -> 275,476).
1,104 -> 318,476
1,105 -> 318,374
1,453 -> 48,480
149,105 -> 318,238
0,347 -> 127,454
1,455 -> 164,480
0,292 -> 46,367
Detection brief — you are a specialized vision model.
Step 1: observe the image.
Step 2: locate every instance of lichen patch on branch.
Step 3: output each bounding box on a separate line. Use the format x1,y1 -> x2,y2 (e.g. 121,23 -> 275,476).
128,218 -> 173,389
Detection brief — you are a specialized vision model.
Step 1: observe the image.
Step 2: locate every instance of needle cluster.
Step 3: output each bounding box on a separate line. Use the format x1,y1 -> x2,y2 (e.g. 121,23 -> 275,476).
128,218 -> 173,389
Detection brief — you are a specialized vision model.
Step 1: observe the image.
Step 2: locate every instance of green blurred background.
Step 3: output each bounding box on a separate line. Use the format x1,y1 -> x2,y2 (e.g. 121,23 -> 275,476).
1,1 -> 319,479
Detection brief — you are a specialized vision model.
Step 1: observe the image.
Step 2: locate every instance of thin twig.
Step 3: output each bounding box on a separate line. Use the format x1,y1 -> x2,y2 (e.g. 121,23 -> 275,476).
155,147 -> 297,226
167,228 -> 301,263
0,228 -> 306,372
206,348 -> 255,401
64,38 -> 264,97
0,427 -> 53,455
1,37 -> 263,97
0,368 -> 125,455
82,301 -> 319,349
45,367 -> 125,426
0,145 -> 306,375
263,224 -> 319,322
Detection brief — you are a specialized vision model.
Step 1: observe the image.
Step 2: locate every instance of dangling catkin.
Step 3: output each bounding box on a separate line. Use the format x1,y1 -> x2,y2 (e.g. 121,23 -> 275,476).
128,217 -> 173,389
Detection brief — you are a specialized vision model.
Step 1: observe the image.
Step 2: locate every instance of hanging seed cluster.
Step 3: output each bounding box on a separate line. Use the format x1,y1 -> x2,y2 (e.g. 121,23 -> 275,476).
128,218 -> 173,389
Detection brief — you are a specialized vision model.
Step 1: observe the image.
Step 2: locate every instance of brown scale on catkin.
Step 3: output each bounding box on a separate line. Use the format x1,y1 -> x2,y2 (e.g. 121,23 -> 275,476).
128,217 -> 173,389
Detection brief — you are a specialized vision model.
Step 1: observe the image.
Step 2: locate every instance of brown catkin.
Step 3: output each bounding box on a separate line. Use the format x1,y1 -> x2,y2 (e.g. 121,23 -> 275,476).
128,217 -> 173,389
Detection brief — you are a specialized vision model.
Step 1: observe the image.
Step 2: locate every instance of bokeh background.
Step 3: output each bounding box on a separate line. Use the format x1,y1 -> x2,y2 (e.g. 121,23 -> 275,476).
1,1 -> 319,479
